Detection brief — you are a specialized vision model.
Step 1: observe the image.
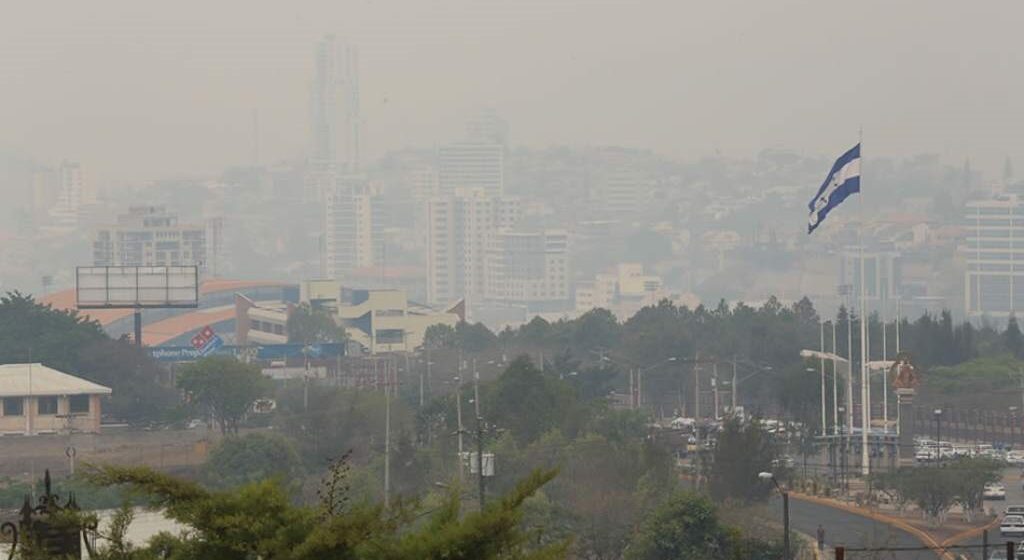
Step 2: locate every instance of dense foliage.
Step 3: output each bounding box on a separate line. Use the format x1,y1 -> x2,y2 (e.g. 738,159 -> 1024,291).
177,356 -> 270,435
0,291 -> 177,423
286,303 -> 347,345
624,492 -> 786,560
75,464 -> 569,560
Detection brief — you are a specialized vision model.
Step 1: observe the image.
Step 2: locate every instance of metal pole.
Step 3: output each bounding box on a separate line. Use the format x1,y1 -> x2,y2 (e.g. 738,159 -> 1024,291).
783,491 -> 791,560
883,314 -> 888,433
134,309 -> 143,346
629,368 -> 635,410
832,322 -> 839,435
820,322 -> 827,435
477,417 -> 485,511
713,362 -> 719,420
456,377 -> 464,481
384,360 -> 391,508
695,361 -> 701,420
846,302 -> 854,435
473,359 -> 480,418
732,357 -> 738,414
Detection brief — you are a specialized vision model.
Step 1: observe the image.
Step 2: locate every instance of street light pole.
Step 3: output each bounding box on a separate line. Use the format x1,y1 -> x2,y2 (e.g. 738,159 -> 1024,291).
934,408 -> 943,464
760,472 -> 790,560
820,321 -> 827,436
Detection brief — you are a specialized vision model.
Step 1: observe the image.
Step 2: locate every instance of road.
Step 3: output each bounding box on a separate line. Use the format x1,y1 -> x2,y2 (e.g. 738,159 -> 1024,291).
957,468 -> 1024,560
774,495 -> 933,559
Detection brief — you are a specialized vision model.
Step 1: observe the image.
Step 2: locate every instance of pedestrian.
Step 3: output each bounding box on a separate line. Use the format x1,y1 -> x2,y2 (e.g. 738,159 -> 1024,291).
816,524 -> 825,551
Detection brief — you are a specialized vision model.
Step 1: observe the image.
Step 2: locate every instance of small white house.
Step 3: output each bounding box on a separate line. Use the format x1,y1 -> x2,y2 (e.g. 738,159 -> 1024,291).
0,363 -> 112,435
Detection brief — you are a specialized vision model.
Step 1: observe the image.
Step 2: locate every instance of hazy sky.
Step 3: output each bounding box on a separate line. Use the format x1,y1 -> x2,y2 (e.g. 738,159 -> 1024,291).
2,0 -> 1022,186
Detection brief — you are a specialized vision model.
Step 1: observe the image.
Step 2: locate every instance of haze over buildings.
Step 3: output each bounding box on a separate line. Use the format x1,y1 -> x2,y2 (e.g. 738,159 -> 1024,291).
1,1 -> 1024,332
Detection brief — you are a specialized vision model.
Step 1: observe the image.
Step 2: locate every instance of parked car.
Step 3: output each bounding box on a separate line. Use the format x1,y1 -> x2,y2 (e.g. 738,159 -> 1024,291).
985,483 -> 1007,500
1007,451 -> 1024,466
1000,515 -> 1024,537
1005,505 -> 1024,516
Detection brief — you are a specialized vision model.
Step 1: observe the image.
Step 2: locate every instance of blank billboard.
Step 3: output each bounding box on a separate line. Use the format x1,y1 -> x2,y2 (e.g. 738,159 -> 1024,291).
77,266 -> 199,308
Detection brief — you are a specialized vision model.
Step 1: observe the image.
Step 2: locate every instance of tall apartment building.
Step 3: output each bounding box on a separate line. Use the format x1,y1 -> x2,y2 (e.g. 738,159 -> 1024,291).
485,230 -> 570,308
438,143 -> 504,197
838,248 -> 901,305
964,194 -> 1024,317
426,189 -> 520,306
33,161 -> 91,229
323,185 -> 377,280
93,206 -> 206,269
307,35 -> 360,202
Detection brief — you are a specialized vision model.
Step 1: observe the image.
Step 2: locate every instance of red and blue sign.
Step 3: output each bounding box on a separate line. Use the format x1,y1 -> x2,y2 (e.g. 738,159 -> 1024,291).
190,325 -> 223,356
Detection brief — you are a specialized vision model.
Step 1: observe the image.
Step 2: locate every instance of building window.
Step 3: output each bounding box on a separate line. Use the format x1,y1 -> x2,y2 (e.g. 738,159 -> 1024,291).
69,395 -> 90,414
38,396 -> 59,415
2,397 -> 23,416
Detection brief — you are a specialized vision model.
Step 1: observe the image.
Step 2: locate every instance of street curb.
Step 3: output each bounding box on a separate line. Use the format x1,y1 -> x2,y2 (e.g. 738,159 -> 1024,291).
940,514 -> 1001,549
791,493 -> 951,560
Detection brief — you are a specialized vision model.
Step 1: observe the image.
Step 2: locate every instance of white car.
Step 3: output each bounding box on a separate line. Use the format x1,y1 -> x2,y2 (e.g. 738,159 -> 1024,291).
1001,515 -> 1024,537
985,483 -> 1007,500
1006,505 -> 1024,516
1008,451 -> 1024,466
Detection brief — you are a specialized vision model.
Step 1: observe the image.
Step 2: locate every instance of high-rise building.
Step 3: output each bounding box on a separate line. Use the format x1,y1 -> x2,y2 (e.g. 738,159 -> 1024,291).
426,189 -> 520,306
323,185 -> 376,280
309,35 -> 360,175
438,143 -> 504,198
485,230 -> 570,308
43,161 -> 91,230
466,109 -> 509,146
964,194 -> 1024,317
93,206 -> 206,269
838,248 -> 901,305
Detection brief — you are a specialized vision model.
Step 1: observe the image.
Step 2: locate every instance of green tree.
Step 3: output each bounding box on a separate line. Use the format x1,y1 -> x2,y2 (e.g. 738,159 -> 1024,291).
287,303 -> 346,345
424,323 -> 457,350
178,356 -> 269,435
705,417 -> 780,503
0,291 -> 176,424
625,491 -> 784,560
204,433 -> 304,489
83,464 -> 569,560
486,356 -> 581,444
1006,314 -> 1023,358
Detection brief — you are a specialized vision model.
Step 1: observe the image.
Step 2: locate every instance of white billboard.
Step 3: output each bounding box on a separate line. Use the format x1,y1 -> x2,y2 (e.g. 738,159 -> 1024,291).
76,266 -> 199,308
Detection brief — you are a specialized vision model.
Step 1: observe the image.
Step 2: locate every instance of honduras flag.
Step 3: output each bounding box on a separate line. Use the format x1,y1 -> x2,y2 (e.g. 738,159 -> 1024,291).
807,144 -> 861,233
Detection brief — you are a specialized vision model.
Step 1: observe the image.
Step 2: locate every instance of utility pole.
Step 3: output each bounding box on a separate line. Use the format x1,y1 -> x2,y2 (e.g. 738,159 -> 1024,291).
731,357 -> 738,413
473,358 -> 480,418
694,360 -> 701,420
476,415 -> 485,511
384,359 -> 392,508
712,362 -> 720,420
456,374 -> 464,481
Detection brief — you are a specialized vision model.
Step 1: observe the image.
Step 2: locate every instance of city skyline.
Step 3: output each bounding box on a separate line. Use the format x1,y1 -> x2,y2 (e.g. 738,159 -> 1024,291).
2,0 -> 1024,187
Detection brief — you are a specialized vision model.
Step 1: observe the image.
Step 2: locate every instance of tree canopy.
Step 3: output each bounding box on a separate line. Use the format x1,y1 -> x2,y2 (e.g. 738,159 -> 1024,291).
178,356 -> 270,435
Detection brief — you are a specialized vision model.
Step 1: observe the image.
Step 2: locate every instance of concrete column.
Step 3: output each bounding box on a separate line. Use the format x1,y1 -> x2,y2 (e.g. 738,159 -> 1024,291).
897,388 -> 915,467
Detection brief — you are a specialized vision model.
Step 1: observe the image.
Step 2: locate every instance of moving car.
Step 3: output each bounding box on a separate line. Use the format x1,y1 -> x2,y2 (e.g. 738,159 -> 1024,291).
985,483 -> 1007,500
1000,515 -> 1024,537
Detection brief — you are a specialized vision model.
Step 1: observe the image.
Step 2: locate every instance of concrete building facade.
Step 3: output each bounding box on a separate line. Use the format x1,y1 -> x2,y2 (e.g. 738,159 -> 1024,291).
964,194 -> 1024,317
485,230 -> 570,307
426,188 -> 520,307
93,206 -> 207,269
0,363 -> 111,436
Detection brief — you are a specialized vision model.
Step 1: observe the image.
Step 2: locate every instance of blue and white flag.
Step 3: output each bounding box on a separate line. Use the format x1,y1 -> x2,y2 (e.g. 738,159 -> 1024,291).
807,143 -> 861,233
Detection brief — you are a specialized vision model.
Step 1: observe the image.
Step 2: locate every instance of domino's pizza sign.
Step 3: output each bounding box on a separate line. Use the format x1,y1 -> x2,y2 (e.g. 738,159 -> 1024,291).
190,325 -> 223,357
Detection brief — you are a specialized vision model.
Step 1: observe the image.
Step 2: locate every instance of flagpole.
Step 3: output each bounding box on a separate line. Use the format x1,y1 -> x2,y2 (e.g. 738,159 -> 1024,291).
858,128 -> 870,476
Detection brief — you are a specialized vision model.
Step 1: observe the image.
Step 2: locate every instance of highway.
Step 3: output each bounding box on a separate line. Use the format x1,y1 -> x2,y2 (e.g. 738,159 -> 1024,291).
773,495 -> 934,559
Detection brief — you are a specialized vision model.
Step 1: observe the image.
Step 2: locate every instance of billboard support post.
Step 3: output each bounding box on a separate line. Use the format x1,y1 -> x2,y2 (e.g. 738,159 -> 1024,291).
134,309 -> 143,346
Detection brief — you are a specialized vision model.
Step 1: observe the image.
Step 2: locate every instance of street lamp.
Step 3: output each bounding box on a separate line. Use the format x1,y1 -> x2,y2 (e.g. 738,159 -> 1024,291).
759,472 -> 790,560
933,409 -> 943,463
